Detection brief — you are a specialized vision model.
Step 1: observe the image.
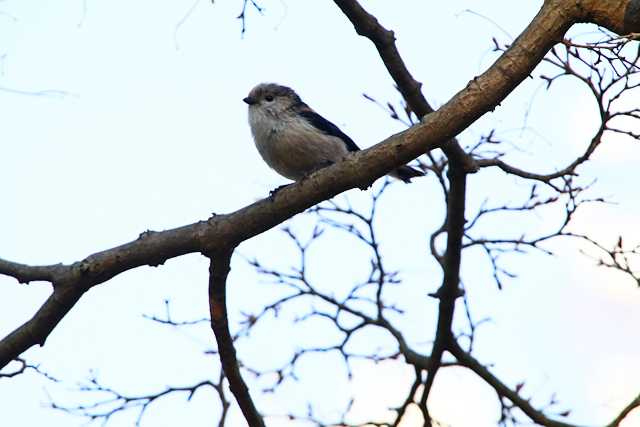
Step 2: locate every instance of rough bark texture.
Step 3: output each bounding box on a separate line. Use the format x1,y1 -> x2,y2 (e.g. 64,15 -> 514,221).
1,1 -> 639,425
1,0 -> 636,372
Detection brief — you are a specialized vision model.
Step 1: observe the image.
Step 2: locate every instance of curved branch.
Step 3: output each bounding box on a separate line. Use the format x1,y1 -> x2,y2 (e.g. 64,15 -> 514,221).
0,281 -> 84,369
332,0 -> 478,172
2,0 -> 636,371
450,339 -> 640,427
450,340 -> 578,427
207,250 -> 265,427
0,357 -> 57,381
0,119 -> 446,369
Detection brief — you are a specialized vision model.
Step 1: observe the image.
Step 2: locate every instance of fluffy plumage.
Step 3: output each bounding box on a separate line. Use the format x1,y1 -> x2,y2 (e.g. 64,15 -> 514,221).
244,83 -> 424,183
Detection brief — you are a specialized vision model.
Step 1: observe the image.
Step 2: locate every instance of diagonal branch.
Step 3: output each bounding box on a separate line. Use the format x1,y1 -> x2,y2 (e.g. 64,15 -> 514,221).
0,122 -> 446,370
207,249 -> 265,427
0,278 -> 85,369
450,339 -> 640,427
332,0 -> 478,172
2,0 -> 636,371
607,394 -> 640,427
449,339 -> 579,427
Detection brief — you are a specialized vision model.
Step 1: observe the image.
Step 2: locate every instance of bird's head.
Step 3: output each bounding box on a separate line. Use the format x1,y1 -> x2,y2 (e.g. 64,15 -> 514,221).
243,83 -> 303,117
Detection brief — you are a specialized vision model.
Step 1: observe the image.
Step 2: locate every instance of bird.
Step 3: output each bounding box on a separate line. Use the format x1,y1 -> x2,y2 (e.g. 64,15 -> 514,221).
243,83 -> 424,185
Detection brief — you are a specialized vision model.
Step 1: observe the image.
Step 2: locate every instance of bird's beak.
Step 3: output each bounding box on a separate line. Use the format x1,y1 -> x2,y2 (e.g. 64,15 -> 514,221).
243,96 -> 257,105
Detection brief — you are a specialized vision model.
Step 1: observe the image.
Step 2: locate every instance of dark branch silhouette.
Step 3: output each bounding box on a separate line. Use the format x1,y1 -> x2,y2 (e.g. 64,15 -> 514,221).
2,1 -> 640,426
207,250 -> 266,427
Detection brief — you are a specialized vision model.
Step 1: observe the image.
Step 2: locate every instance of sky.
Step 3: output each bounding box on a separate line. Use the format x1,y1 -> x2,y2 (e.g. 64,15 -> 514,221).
1,1 -> 639,426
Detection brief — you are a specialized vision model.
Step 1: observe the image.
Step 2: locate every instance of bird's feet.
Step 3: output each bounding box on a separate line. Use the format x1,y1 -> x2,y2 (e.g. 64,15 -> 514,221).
269,184 -> 291,199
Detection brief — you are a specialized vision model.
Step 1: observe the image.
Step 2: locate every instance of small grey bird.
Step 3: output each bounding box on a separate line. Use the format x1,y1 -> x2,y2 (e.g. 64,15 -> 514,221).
243,83 -> 424,183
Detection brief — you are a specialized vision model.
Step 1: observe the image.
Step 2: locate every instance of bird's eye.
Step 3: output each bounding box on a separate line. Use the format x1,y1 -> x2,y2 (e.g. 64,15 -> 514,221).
265,95 -> 274,102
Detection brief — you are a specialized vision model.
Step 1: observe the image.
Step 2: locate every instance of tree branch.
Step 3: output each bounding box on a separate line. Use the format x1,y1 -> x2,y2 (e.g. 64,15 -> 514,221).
0,357 -> 58,381
332,0 -> 478,172
0,259 -> 63,284
449,340 -> 580,427
207,249 -> 265,427
0,123 -> 445,370
607,394 -> 640,427
451,339 -> 640,427
2,0 -> 636,371
420,160 -> 468,419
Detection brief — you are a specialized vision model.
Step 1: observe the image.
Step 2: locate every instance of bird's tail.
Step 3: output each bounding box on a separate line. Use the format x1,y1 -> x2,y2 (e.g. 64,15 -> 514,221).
389,165 -> 425,183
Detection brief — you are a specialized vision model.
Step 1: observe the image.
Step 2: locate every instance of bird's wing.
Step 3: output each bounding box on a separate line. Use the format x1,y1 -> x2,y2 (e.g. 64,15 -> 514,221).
298,108 -> 360,152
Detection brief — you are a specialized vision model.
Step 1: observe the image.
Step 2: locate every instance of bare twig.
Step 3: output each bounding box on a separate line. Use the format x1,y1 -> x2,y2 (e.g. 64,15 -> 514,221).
0,357 -> 58,381
51,374 -> 223,426
237,0 -> 263,35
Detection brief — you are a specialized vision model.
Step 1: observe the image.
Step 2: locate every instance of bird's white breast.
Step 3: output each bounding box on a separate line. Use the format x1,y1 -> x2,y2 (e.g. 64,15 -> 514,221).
248,108 -> 349,180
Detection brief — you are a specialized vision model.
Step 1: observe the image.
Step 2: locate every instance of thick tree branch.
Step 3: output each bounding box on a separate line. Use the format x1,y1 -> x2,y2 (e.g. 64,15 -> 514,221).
578,0 -> 640,35
0,280 -> 84,369
207,249 -> 265,427
334,0 -> 640,424
0,123 -> 445,369
1,0 -> 636,371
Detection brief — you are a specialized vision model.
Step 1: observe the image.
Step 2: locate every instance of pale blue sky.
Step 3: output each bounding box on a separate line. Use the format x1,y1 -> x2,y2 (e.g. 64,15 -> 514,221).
1,1 -> 639,426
